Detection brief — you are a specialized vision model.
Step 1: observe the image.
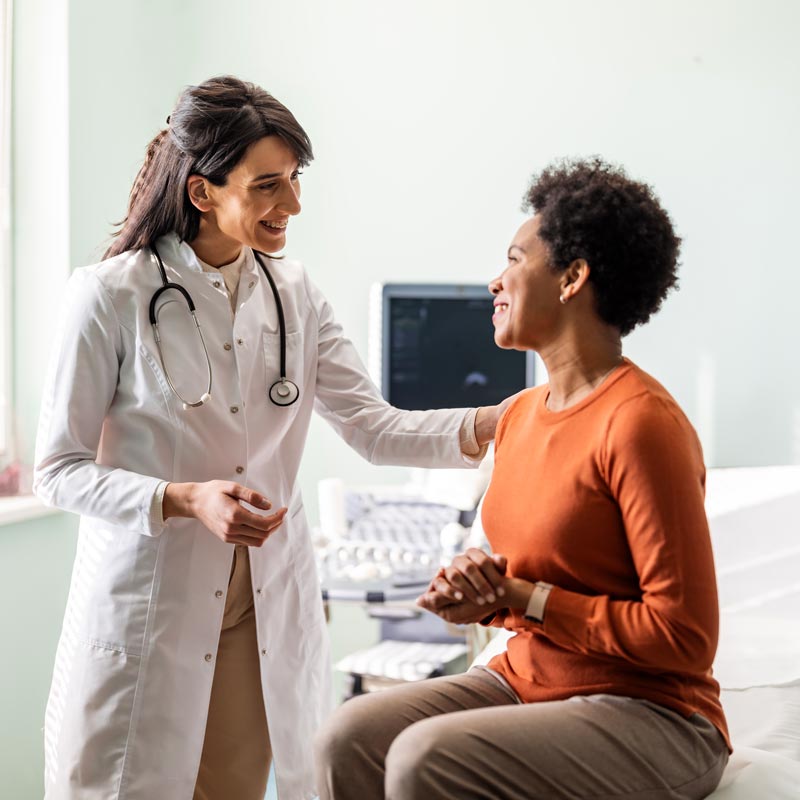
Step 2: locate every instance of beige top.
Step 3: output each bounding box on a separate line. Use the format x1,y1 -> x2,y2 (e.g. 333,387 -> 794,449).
197,248 -> 248,312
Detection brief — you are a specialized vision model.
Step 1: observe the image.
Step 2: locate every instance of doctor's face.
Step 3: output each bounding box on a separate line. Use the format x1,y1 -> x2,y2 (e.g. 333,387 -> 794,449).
201,135 -> 302,254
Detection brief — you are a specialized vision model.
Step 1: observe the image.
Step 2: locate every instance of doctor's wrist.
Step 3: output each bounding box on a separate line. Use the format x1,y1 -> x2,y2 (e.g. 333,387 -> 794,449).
474,406 -> 497,446
163,482 -> 199,520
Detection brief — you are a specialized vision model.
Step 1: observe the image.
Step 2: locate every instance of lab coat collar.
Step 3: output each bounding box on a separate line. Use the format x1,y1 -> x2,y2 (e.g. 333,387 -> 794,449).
154,233 -> 259,281
153,232 -> 204,273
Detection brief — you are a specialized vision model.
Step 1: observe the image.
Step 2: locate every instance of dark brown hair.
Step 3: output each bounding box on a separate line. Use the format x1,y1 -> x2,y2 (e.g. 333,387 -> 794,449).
105,75 -> 313,259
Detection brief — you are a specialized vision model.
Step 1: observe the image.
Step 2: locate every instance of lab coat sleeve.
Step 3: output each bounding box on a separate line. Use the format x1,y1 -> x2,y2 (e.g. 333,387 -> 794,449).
305,273 -> 481,468
33,269 -> 167,536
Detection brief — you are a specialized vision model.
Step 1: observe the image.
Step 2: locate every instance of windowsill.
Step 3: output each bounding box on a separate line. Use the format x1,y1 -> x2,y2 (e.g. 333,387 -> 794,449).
0,494 -> 59,527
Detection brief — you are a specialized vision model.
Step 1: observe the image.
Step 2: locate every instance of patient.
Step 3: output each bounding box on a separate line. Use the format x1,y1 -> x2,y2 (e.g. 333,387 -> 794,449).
314,158 -> 731,800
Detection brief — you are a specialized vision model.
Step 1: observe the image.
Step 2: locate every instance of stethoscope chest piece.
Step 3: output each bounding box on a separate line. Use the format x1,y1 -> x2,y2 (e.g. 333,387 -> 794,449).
269,378 -> 300,407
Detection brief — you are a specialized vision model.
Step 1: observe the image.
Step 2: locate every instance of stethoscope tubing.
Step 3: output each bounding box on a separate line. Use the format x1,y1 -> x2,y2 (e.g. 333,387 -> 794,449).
149,243 -> 299,409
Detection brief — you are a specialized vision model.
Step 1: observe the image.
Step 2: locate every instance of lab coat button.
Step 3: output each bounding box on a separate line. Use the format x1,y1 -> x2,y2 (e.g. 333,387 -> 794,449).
261,649 -> 267,656
213,280 -> 221,288
236,466 -> 244,474
215,590 -> 223,598
230,406 -> 239,414
256,588 -> 262,595
223,342 -> 232,351
204,653 -> 213,662
236,338 -> 244,346
248,280 -> 255,288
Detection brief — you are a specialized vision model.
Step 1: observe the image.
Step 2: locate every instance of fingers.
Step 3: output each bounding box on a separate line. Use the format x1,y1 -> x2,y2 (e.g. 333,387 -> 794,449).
431,574 -> 465,603
446,548 -> 506,605
230,505 -> 288,533
225,482 -> 273,511
219,507 -> 288,545
492,553 -> 508,573
416,590 -> 453,613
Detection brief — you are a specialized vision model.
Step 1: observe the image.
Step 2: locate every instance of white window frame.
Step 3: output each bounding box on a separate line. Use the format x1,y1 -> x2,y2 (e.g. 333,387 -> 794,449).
0,0 -> 12,460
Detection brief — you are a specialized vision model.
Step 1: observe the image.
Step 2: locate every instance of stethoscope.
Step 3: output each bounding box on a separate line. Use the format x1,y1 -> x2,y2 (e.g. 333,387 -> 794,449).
148,243 -> 300,410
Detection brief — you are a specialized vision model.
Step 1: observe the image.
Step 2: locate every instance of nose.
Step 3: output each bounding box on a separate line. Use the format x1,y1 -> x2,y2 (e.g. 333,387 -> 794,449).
278,180 -> 302,216
488,275 -> 502,295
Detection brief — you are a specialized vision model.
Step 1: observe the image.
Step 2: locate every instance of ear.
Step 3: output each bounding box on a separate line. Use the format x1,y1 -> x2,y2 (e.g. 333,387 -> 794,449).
559,259 -> 591,302
186,175 -> 215,213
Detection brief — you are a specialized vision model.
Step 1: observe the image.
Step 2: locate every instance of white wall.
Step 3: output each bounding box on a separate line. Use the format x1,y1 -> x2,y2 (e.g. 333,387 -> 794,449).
62,0 -> 800,522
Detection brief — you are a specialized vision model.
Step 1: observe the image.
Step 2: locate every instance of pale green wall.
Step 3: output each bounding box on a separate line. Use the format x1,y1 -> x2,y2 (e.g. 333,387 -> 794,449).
68,0 -> 199,267
62,0 -> 800,514
5,1 -> 800,797
0,513 -> 78,798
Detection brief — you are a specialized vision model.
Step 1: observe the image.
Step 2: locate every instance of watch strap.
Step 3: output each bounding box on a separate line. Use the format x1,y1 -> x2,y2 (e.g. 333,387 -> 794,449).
524,581 -> 553,623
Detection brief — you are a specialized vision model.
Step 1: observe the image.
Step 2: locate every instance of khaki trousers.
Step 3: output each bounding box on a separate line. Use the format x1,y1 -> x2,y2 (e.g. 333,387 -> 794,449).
314,668 -> 729,800
194,546 -> 271,800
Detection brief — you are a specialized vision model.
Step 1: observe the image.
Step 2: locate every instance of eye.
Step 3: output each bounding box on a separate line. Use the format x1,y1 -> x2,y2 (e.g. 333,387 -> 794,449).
291,169 -> 303,181
258,182 -> 278,192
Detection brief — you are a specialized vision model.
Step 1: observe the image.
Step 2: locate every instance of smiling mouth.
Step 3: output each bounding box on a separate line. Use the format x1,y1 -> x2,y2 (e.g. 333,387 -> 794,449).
493,303 -> 509,318
261,220 -> 288,231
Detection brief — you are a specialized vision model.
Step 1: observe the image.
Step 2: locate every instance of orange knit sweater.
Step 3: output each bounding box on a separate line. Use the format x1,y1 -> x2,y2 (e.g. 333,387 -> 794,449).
483,360 -> 730,749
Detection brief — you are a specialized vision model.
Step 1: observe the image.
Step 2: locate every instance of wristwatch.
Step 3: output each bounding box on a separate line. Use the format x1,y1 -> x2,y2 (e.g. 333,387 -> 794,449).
524,581 -> 553,623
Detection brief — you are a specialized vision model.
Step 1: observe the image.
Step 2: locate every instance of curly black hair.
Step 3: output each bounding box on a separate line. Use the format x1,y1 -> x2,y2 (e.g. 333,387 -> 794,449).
524,158 -> 681,336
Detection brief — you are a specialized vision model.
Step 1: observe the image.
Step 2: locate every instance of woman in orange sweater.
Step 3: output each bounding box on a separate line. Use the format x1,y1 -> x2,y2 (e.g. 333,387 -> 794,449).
315,158 -> 730,800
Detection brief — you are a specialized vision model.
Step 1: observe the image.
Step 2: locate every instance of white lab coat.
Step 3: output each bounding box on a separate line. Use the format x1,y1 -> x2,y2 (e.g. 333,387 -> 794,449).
34,234 -> 479,800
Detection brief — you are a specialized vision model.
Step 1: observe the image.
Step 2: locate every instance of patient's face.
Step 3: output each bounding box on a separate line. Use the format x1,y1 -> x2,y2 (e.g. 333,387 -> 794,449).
489,216 -> 563,351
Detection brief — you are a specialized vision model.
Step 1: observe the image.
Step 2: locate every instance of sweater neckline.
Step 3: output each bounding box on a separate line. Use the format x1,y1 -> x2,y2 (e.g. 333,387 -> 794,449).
535,358 -> 633,424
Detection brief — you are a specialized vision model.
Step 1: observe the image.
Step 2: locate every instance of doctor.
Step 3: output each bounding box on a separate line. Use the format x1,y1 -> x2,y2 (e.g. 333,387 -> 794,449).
34,75 -> 505,800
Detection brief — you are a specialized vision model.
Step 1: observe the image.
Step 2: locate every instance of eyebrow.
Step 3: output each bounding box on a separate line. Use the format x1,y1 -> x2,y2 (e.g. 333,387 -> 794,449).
250,172 -> 282,183
250,163 -> 301,183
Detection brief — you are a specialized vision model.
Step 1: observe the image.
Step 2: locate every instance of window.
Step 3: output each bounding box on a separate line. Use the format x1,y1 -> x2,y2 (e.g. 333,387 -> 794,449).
0,0 -> 11,461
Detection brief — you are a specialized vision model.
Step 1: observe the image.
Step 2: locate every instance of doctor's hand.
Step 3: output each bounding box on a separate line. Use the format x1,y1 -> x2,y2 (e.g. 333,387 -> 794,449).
163,481 -> 288,547
474,390 -> 526,446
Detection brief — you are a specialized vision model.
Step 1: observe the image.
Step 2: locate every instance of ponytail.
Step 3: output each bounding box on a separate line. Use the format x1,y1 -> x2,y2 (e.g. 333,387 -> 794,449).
104,127 -> 193,259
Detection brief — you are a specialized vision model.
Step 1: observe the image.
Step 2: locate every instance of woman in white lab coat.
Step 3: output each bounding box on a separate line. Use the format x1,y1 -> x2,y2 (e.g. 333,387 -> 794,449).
34,76 -> 502,800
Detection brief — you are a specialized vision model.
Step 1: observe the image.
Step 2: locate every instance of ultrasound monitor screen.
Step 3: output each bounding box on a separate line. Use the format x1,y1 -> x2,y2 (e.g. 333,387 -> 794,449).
385,292 -> 531,411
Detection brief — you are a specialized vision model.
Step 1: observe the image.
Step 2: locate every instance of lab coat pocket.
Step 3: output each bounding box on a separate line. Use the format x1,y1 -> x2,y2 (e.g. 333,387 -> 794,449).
47,643 -> 140,795
80,523 -> 162,656
262,330 -> 304,415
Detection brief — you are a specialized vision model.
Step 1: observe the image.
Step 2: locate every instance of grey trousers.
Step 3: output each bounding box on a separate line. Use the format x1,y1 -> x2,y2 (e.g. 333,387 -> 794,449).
314,668 -> 729,800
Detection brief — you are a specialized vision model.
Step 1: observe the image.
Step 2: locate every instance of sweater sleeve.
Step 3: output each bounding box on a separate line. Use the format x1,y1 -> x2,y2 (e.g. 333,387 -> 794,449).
539,395 -> 719,674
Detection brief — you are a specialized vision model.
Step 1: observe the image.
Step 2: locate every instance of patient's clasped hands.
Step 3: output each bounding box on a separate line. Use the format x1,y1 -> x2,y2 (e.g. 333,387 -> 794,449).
416,548 -> 535,625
